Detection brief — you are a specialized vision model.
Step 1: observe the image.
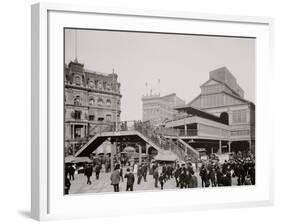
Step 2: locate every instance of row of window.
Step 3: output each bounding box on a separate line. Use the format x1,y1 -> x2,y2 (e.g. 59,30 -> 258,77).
202,84 -> 222,94
198,124 -> 229,137
231,130 -> 250,136
232,110 -> 247,124
72,74 -> 119,92
73,95 -> 120,107
201,94 -> 244,108
202,94 -> 224,107
72,110 -> 113,122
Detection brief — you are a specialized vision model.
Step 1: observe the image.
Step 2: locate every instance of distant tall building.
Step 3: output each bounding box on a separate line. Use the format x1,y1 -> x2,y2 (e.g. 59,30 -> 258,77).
64,60 -> 122,155
142,93 -> 185,126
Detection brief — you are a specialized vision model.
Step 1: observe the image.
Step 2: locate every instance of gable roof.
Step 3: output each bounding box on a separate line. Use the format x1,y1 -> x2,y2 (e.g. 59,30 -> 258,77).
186,91 -> 251,108
200,79 -> 220,87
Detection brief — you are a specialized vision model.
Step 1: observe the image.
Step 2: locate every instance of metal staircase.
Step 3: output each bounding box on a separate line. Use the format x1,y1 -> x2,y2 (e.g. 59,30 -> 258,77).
174,138 -> 199,161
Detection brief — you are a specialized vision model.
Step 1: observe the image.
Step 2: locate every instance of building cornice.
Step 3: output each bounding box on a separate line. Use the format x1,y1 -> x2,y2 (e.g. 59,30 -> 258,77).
65,83 -> 122,97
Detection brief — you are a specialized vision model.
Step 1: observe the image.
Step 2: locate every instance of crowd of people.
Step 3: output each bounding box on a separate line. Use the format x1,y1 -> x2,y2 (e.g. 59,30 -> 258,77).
64,153 -> 255,194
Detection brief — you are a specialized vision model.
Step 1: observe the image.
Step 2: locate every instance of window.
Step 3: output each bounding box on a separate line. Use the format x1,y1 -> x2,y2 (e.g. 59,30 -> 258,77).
106,114 -> 112,122
106,83 -> 111,91
89,98 -> 95,105
97,98 -> 103,105
89,80 -> 95,88
98,117 -> 104,121
202,94 -> 223,107
74,125 -> 83,138
106,99 -> 111,106
74,96 -> 81,106
74,75 -> 82,85
232,110 -> 247,124
231,130 -> 250,136
97,81 -> 103,90
89,115 -> 95,121
74,110 -> 81,120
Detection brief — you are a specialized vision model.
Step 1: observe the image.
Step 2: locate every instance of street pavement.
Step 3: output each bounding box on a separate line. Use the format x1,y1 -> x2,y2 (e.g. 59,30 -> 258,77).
69,167 -> 238,194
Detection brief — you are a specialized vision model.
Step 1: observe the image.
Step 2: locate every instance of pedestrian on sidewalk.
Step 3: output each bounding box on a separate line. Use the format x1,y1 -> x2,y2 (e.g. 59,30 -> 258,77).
188,172 -> 198,188
153,165 -> 159,188
159,172 -> 165,190
142,163 -> 148,182
124,168 -> 135,191
133,162 -> 138,175
119,164 -> 124,182
69,164 -> 75,181
64,171 -> 71,194
95,163 -> 101,180
174,164 -> 181,187
199,164 -> 208,187
179,169 -> 187,189
84,163 -> 93,185
137,164 -> 143,184
110,164 -> 121,192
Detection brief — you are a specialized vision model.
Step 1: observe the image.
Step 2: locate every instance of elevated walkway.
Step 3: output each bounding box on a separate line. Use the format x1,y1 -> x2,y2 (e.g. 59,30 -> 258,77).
75,130 -> 166,157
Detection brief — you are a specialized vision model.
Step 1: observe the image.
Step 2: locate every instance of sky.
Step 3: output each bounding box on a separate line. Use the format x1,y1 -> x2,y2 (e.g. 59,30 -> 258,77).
64,29 -> 255,121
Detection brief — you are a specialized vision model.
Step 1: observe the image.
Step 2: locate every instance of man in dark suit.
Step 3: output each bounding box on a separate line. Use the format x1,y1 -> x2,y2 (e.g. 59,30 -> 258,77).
64,171 -> 71,194
69,165 -> 75,181
124,168 -> 135,191
84,163 -> 93,184
142,163 -> 148,182
95,163 -> 101,180
153,165 -> 159,188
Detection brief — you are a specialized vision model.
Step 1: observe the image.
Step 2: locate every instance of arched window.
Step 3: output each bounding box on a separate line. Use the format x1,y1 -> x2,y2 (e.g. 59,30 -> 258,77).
106,99 -> 111,106
89,97 -> 95,105
89,80 -> 95,88
74,75 -> 82,85
220,112 -> 229,125
74,96 -> 81,106
97,81 -> 103,90
97,97 -> 103,105
106,114 -> 112,122
106,83 -> 111,91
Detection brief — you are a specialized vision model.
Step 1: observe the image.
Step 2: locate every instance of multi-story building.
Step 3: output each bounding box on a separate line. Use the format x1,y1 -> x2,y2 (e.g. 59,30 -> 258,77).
164,67 -> 255,154
64,60 -> 122,155
142,93 -> 185,126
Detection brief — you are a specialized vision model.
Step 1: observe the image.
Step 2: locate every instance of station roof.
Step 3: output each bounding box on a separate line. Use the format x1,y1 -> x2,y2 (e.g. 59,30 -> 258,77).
174,106 -> 226,124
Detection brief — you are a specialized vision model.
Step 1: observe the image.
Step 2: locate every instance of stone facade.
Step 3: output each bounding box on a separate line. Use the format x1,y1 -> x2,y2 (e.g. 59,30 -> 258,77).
64,60 -> 122,155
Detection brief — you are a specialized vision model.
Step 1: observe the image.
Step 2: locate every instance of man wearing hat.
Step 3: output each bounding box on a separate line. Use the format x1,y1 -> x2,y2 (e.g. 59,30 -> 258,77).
124,168 -> 135,191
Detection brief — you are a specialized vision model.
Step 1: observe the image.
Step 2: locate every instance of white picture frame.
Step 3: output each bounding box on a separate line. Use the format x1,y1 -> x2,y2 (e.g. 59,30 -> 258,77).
31,2 -> 274,221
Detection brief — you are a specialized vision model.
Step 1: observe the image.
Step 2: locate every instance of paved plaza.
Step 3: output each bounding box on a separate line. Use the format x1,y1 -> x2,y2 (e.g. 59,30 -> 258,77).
68,167 -> 238,194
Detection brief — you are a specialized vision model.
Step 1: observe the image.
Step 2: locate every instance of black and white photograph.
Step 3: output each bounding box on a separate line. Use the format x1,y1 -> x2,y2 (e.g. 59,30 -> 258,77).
63,28 -> 256,195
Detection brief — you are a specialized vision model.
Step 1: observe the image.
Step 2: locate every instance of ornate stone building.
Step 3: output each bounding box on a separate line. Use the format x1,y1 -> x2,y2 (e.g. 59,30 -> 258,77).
64,60 -> 122,155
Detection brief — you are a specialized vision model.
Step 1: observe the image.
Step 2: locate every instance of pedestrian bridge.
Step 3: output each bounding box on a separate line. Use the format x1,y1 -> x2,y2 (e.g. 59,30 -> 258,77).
75,130 -> 166,157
